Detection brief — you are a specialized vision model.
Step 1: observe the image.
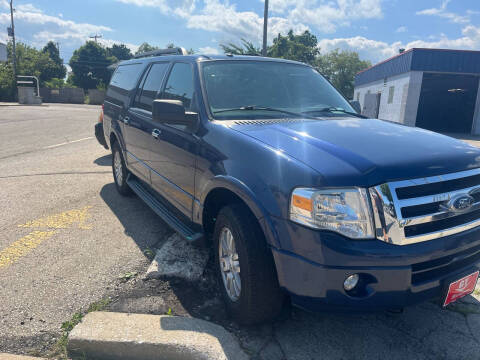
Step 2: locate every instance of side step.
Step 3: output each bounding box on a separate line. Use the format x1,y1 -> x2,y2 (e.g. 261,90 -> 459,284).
127,177 -> 204,244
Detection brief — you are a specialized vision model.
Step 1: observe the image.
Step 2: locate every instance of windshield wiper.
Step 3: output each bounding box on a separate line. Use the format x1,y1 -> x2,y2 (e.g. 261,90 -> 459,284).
302,107 -> 367,119
212,105 -> 316,119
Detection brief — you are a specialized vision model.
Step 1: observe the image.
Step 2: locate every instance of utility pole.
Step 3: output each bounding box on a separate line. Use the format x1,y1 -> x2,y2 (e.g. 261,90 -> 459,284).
89,34 -> 102,43
262,0 -> 269,57
9,0 -> 16,80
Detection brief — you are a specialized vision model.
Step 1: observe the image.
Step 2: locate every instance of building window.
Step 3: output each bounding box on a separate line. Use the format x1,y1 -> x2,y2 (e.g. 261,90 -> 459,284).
388,86 -> 395,104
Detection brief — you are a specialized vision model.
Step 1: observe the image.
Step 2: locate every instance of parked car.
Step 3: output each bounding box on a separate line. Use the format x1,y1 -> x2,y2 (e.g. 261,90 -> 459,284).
95,105 -> 108,149
103,48 -> 480,324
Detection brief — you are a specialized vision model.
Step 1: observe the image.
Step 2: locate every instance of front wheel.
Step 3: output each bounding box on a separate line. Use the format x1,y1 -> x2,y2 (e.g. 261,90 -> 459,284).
213,204 -> 285,325
112,141 -> 132,196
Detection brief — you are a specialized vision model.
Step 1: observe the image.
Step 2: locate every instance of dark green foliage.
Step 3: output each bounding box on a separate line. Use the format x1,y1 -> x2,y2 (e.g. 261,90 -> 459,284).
107,43 -> 133,61
69,41 -> 116,90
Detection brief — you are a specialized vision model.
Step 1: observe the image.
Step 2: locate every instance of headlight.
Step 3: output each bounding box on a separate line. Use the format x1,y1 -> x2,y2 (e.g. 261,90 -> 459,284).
289,187 -> 374,239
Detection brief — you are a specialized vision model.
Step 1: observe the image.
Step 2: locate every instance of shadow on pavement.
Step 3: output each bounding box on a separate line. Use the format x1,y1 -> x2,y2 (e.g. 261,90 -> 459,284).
99,182 -> 171,252
94,154 -> 112,167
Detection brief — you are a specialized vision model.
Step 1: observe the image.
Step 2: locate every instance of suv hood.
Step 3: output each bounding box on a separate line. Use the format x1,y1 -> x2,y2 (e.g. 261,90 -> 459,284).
231,118 -> 480,187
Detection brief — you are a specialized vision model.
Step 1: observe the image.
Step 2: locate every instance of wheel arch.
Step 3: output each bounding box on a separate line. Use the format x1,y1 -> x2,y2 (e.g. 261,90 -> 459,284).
198,176 -> 281,248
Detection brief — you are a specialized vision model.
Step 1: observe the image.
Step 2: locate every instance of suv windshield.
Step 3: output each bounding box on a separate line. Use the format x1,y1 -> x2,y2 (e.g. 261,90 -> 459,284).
201,60 -> 355,120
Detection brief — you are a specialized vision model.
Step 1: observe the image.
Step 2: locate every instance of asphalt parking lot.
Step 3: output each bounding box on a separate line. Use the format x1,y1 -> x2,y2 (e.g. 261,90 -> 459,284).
1,104 -> 480,360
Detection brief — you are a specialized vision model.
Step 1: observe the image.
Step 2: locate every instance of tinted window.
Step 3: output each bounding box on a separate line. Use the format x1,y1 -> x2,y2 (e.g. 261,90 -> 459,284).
109,63 -> 143,91
162,63 -> 194,111
201,61 -> 354,120
134,62 -> 169,112
106,63 -> 143,106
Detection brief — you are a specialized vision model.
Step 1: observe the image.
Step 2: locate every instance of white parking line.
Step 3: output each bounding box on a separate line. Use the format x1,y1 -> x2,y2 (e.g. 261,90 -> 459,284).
44,137 -> 94,149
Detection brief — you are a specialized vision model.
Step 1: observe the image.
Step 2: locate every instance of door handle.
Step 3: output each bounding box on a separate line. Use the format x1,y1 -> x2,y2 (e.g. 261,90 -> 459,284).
123,116 -> 130,125
152,129 -> 161,139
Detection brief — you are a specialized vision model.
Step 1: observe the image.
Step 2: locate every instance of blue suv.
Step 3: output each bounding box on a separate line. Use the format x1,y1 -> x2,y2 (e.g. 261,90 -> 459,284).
103,48 -> 480,324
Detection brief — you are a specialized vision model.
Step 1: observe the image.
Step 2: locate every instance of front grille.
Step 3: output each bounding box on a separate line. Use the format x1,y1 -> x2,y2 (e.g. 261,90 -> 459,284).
370,168 -> 480,245
411,244 -> 480,284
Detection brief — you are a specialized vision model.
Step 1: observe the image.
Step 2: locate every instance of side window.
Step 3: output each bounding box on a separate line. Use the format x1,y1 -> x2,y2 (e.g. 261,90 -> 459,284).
162,63 -> 195,111
109,63 -> 143,92
106,63 -> 143,106
133,62 -> 169,112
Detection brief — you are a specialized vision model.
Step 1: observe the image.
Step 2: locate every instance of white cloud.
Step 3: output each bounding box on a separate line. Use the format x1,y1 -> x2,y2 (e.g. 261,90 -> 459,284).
396,26 -> 407,33
116,0 -> 383,42
0,3 -> 112,46
318,24 -> 480,64
16,3 -> 42,13
183,0 -> 307,43
198,46 -> 220,54
416,0 -> 470,24
98,38 -> 140,54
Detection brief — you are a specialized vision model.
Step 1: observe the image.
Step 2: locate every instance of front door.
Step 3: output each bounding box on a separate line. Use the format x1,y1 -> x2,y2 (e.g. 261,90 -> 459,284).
147,62 -> 198,219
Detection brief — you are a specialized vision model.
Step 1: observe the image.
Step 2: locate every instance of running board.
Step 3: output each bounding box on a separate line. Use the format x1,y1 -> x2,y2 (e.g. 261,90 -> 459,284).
127,177 -> 204,244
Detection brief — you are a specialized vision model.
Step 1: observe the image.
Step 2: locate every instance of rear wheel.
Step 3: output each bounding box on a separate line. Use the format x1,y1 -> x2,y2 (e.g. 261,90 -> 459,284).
112,141 -> 132,196
213,204 -> 285,325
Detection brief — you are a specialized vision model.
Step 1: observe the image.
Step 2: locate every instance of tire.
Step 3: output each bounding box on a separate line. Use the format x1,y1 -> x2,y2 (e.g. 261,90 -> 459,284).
213,204 -> 285,325
112,141 -> 132,196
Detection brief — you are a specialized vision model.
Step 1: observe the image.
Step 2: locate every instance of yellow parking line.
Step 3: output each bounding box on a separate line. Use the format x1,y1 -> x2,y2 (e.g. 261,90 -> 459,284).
18,206 -> 93,230
0,206 -> 93,269
0,230 -> 56,268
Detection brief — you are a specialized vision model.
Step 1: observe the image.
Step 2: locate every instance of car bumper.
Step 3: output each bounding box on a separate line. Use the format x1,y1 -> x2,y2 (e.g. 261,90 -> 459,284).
269,218 -> 480,312
95,122 -> 108,149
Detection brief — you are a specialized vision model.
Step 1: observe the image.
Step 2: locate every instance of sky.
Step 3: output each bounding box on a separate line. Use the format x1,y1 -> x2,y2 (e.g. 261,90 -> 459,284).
0,0 -> 479,66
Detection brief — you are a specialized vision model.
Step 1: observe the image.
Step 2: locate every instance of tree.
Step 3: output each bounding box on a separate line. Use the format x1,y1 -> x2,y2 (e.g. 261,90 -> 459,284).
135,42 -> 159,55
316,49 -> 371,98
106,44 -> 133,61
42,41 -> 67,80
69,41 -> 116,89
268,30 -> 319,64
220,39 -> 261,56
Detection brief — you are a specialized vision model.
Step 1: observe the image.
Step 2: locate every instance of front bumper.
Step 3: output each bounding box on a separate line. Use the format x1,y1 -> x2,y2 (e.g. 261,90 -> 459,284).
269,217 -> 480,312
95,122 -> 108,149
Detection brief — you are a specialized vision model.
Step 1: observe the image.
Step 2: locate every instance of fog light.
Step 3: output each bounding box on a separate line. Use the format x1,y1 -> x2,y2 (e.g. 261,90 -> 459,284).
344,274 -> 359,291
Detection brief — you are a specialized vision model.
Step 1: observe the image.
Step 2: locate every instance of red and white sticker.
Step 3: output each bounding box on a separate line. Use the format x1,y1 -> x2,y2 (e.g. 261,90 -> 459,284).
443,271 -> 479,307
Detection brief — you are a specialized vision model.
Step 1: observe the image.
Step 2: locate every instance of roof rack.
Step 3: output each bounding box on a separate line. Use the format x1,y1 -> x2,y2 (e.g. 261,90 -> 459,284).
134,47 -> 188,59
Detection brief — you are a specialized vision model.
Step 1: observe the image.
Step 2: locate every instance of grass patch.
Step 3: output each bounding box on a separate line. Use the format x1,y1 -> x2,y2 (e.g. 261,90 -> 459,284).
143,247 -> 155,259
119,271 -> 138,282
48,298 -> 111,359
448,303 -> 480,316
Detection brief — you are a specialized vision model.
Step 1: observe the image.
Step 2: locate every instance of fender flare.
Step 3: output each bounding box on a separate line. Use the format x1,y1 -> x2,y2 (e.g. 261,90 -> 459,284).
195,175 -> 281,248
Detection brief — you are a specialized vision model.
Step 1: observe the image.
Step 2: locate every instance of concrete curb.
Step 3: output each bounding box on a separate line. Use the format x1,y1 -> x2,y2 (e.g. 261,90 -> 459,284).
68,312 -> 249,360
0,354 -> 47,360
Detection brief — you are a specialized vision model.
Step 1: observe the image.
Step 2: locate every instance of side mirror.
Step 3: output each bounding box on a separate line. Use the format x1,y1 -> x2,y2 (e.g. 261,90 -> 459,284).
153,99 -> 185,124
349,100 -> 361,113
152,99 -> 196,128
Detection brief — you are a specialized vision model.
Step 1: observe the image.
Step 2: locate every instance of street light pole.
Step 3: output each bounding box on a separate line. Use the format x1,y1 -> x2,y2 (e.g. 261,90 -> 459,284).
262,0 -> 269,56
9,0 -> 17,79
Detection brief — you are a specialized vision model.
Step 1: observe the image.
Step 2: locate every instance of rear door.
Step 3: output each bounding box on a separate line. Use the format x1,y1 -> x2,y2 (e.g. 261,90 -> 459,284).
125,62 -> 170,182
104,62 -> 143,152
147,62 -> 198,218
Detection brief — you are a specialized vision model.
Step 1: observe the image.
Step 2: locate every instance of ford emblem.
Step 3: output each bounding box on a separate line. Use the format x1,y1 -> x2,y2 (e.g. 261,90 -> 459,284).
447,194 -> 475,213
